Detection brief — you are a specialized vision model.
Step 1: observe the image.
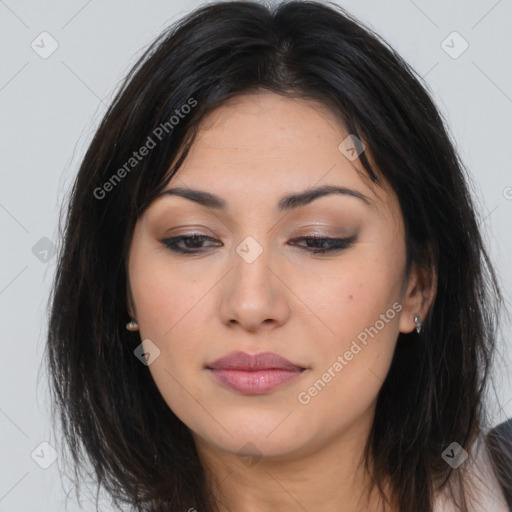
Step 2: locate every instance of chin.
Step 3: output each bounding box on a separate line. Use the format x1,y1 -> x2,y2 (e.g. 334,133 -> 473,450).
189,409 -> 318,460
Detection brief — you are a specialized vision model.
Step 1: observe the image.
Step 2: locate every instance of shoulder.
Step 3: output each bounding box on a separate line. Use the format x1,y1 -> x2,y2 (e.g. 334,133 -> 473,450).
486,417 -> 512,509
433,420 -> 512,512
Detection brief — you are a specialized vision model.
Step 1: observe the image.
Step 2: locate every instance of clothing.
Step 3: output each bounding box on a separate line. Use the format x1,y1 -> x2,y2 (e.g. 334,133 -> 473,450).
487,417 -> 512,510
433,418 -> 511,512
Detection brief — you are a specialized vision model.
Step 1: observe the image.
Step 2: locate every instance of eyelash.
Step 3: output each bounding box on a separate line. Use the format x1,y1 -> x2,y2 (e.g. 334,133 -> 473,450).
161,234 -> 356,255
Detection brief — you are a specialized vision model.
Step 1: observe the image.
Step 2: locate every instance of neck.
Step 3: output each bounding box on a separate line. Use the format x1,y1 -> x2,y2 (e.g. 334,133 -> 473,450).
192,409 -> 391,512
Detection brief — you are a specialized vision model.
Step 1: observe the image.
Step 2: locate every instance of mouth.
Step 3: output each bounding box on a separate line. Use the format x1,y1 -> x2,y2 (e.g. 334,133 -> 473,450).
205,351 -> 307,395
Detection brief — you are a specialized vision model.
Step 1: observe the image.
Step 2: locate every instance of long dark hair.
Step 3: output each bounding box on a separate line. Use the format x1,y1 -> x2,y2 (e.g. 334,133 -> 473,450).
45,1 -> 508,511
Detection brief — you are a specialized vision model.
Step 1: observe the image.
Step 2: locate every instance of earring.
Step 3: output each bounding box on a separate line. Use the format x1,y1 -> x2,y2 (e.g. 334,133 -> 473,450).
126,319 -> 139,332
414,314 -> 423,334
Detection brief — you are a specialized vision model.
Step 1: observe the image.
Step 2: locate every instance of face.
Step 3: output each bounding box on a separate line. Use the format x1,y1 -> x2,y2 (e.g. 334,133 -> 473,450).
127,91 -> 425,462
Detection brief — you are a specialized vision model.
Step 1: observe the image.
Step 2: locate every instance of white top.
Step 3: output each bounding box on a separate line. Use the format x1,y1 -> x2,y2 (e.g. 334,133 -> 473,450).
433,434 -> 509,512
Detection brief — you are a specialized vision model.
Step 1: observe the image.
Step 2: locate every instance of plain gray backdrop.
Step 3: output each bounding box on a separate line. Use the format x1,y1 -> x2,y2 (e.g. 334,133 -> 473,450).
1,0 -> 511,510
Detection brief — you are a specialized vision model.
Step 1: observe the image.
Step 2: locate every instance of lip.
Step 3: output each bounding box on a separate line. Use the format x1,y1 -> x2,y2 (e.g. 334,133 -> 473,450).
206,351 -> 306,395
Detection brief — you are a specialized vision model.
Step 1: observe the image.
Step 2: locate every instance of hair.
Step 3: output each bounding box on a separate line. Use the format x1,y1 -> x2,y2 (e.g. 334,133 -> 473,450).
45,1 -> 510,511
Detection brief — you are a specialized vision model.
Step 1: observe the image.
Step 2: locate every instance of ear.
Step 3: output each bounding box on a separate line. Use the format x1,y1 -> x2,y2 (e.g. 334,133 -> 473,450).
398,261 -> 437,334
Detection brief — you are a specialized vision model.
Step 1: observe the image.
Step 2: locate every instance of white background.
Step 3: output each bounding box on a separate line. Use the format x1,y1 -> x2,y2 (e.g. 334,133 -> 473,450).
1,0 -> 511,510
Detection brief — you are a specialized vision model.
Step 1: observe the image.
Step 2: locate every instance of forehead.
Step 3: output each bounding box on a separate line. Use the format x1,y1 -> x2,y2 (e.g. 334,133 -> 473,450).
156,92 -> 396,219
187,92 -> 352,174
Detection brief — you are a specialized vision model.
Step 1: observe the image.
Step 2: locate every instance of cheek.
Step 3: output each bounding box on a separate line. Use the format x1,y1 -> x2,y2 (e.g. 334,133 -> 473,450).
129,245 -> 202,337
128,252 -> 210,416
295,251 -> 403,387
300,256 -> 402,336
129,248 -> 221,396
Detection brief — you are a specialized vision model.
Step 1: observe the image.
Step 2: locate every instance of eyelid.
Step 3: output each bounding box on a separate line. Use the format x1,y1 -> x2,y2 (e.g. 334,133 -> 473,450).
160,232 -> 357,255
289,234 -> 357,253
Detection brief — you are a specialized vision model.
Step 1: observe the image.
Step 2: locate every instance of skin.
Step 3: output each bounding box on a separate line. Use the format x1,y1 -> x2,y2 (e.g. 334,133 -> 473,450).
127,91 -> 435,512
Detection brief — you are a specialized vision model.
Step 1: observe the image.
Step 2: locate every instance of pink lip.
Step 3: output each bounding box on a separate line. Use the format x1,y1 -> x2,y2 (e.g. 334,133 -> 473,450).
206,351 -> 306,395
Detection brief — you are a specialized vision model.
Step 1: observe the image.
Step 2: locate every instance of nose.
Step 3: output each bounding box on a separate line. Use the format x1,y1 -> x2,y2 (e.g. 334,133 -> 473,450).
218,239 -> 291,333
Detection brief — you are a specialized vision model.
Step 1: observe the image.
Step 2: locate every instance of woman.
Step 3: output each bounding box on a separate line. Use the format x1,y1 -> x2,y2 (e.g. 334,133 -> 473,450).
46,1 -> 512,511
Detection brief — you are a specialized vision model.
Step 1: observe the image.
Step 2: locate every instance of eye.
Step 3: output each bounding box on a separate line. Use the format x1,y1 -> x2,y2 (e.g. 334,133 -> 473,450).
288,235 -> 356,254
161,234 -> 357,255
161,234 -> 222,254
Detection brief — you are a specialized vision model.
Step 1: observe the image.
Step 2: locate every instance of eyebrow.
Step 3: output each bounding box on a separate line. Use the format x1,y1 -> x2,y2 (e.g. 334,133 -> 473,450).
158,185 -> 373,211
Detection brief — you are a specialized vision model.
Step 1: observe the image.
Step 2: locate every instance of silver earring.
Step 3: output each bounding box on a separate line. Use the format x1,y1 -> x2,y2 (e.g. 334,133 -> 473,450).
414,314 -> 423,334
126,319 -> 139,331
